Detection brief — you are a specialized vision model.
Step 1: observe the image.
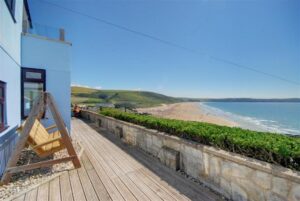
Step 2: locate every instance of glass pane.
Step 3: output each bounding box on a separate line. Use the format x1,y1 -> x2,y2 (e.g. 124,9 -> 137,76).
23,82 -> 44,116
26,72 -> 42,79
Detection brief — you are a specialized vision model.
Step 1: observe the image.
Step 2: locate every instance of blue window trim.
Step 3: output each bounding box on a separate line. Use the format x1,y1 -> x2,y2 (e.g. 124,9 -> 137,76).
21,67 -> 46,119
0,81 -> 7,133
4,0 -> 16,23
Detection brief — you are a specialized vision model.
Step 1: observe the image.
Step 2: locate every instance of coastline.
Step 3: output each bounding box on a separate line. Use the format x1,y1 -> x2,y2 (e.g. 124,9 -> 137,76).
137,102 -> 238,127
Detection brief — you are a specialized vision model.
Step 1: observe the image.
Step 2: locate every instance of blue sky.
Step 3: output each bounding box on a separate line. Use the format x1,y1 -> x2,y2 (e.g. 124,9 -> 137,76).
28,0 -> 300,98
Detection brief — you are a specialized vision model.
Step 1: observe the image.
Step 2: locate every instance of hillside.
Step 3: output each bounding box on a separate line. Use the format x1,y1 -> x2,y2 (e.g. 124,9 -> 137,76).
71,86 -> 180,108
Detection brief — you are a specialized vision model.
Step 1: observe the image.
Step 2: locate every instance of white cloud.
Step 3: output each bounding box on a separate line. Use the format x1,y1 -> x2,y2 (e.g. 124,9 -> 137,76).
132,88 -> 142,91
94,86 -> 102,90
71,83 -> 102,90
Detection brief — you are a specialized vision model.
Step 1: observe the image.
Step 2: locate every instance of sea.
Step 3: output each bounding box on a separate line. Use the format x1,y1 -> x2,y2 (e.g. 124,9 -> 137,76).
201,102 -> 300,136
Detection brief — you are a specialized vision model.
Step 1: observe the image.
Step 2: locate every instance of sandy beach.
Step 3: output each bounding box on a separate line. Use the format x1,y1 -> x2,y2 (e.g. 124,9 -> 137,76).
137,102 -> 237,127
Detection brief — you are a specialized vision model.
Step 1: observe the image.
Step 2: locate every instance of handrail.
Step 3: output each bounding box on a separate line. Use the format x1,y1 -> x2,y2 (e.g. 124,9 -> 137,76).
23,22 -> 65,42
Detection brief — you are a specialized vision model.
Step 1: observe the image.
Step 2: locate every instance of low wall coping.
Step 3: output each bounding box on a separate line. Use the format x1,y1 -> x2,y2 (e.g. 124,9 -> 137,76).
82,110 -> 300,183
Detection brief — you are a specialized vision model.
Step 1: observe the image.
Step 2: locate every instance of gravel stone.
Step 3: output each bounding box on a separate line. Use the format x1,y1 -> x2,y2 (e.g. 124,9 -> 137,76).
0,140 -> 81,201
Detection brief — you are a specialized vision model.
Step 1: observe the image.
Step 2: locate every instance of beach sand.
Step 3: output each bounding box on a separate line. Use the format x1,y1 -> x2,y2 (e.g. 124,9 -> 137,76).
137,102 -> 237,127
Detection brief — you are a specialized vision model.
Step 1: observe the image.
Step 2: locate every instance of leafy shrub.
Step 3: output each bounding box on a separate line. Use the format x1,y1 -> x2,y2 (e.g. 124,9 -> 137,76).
100,108 -> 300,171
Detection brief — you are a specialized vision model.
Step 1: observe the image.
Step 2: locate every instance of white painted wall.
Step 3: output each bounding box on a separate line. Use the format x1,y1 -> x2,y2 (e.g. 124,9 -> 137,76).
0,0 -> 23,137
0,0 -> 23,175
0,1 -> 72,176
0,50 -> 21,136
0,0 -> 23,65
21,34 -> 71,131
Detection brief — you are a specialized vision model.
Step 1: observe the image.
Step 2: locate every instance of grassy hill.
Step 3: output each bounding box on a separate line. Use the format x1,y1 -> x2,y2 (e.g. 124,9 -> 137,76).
71,86 -> 180,108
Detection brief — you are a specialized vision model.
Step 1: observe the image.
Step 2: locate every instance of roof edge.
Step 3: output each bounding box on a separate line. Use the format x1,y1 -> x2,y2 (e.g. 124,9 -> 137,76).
24,0 -> 32,28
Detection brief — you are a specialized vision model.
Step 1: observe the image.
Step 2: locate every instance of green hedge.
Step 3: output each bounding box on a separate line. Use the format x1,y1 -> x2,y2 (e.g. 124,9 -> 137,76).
100,108 -> 300,171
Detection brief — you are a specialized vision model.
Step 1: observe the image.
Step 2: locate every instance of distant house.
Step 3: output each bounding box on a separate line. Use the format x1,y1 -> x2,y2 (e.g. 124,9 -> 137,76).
95,103 -> 115,108
0,0 -> 71,175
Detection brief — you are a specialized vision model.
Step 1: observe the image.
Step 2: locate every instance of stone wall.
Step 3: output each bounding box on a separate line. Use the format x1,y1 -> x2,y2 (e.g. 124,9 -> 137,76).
81,110 -> 300,201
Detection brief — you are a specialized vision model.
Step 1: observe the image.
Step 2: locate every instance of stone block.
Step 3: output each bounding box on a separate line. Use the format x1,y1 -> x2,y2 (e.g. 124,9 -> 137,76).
115,126 -> 123,139
158,146 -> 180,171
238,179 -> 266,201
163,137 -> 180,151
180,144 -> 204,178
136,132 -> 146,150
220,178 -> 231,197
252,171 -> 272,190
231,163 -> 253,180
272,177 -> 290,197
231,182 -> 248,201
209,157 -> 221,184
267,193 -> 286,201
288,182 -> 300,201
221,160 -> 233,181
152,135 -> 163,156
203,152 -> 210,177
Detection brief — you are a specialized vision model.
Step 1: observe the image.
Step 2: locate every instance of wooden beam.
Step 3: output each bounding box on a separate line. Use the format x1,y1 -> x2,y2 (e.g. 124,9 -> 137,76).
1,94 -> 45,184
6,156 -> 76,174
32,136 -> 62,150
45,124 -> 57,131
1,92 -> 81,185
47,93 -> 81,168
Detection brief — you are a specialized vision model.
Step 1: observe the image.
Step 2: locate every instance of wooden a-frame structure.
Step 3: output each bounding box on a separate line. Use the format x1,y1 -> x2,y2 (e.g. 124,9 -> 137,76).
1,92 -> 81,185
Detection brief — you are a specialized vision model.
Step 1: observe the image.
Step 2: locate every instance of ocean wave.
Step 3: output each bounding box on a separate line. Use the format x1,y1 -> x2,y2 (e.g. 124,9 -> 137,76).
200,103 -> 300,136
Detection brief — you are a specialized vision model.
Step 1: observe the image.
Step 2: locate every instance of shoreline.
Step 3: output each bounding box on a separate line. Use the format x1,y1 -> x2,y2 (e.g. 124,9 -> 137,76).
137,102 -> 238,127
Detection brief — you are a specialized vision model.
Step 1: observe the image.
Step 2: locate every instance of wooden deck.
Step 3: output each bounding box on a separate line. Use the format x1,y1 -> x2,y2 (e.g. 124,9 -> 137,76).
10,119 -> 222,201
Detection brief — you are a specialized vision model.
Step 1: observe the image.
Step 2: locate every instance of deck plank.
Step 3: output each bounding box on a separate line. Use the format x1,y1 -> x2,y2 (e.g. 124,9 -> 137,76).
81,154 -> 112,201
80,132 -> 140,201
76,121 -> 182,201
12,194 -> 25,201
77,161 -> 99,201
69,169 -> 86,201
77,131 -> 135,200
79,121 -> 188,201
24,188 -> 37,201
73,126 -> 124,201
83,130 -> 163,201
49,176 -> 61,201
37,182 -> 49,201
59,172 -> 74,201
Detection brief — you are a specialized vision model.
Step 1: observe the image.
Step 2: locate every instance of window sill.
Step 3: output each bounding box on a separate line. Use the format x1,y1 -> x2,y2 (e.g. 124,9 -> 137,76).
0,126 -> 10,134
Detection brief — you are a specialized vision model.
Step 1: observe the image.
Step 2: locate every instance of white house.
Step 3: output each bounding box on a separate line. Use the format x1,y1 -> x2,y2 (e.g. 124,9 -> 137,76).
0,0 -> 71,175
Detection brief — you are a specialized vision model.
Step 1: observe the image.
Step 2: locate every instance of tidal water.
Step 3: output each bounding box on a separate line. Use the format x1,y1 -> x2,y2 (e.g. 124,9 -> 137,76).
201,102 -> 300,136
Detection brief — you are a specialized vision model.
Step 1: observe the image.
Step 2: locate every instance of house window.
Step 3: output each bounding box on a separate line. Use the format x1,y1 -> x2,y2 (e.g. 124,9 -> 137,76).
4,0 -> 16,22
21,68 -> 46,119
0,81 -> 6,132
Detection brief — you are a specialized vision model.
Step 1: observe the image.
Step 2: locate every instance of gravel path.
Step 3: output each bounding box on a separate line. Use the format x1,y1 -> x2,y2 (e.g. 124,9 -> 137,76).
0,140 -> 81,201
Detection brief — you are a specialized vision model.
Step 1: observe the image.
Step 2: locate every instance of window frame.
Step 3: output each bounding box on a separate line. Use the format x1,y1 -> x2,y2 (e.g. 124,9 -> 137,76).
21,67 -> 46,119
0,81 -> 7,132
4,0 -> 16,23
